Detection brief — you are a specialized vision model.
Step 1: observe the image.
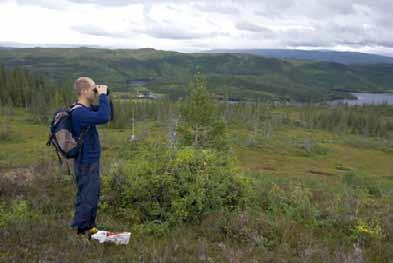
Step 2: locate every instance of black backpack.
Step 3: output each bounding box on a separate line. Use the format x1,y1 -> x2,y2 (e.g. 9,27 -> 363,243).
46,103 -> 90,175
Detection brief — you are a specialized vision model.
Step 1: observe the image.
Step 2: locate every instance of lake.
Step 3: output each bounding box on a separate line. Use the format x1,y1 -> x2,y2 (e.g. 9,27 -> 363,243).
329,93 -> 393,105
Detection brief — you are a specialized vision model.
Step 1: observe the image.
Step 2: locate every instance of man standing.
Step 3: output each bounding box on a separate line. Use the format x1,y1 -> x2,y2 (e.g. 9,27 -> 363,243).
69,77 -> 111,238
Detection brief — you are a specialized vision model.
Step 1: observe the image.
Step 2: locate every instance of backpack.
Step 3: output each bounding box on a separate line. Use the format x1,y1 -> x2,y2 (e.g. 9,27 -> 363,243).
46,103 -> 90,175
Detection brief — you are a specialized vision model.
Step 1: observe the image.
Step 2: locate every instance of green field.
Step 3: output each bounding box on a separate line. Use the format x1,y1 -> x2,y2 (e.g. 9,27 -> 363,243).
1,103 -> 392,262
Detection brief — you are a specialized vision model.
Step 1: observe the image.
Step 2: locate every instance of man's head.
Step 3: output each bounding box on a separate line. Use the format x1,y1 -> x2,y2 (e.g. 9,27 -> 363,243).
74,77 -> 96,104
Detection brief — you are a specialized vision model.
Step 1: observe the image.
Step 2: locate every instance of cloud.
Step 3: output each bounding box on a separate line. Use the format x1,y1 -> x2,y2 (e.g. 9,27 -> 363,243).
143,26 -> 219,40
62,0 -> 139,7
70,24 -> 131,38
67,0 -> 182,7
15,0 -> 75,10
1,0 -> 393,55
192,2 -> 239,14
236,21 -> 274,34
0,40 -> 102,48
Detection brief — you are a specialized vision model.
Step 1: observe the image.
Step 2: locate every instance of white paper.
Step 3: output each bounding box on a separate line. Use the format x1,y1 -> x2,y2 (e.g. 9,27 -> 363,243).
91,230 -> 131,245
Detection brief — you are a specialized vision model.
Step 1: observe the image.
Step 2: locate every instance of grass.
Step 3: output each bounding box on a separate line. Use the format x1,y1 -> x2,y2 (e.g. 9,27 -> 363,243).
0,108 -> 52,168
1,107 -> 392,262
232,126 -> 393,179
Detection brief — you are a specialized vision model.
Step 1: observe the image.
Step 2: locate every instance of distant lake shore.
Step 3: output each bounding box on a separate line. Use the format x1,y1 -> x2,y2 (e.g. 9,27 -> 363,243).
217,92 -> 393,106
328,92 -> 393,105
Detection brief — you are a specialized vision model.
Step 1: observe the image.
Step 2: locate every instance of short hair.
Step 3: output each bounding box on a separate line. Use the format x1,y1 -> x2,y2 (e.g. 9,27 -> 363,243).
74,77 -> 94,96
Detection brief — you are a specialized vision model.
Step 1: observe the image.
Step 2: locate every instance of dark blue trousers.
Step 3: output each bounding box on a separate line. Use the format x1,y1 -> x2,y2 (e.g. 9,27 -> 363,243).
69,160 -> 101,231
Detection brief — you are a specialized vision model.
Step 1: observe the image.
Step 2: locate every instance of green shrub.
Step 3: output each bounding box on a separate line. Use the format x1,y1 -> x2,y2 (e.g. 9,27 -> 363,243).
343,172 -> 383,197
266,183 -> 320,225
102,141 -> 250,228
0,199 -> 38,227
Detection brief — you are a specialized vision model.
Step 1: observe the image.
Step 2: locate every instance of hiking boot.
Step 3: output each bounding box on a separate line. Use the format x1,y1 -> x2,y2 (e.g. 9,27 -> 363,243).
77,227 -> 98,240
86,227 -> 98,239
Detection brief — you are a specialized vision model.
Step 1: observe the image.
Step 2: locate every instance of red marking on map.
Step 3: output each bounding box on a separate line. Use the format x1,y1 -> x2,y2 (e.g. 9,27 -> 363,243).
106,231 -> 123,236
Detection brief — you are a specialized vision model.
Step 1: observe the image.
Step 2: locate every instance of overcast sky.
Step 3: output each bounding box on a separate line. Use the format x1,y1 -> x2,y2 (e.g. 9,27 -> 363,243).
1,0 -> 392,55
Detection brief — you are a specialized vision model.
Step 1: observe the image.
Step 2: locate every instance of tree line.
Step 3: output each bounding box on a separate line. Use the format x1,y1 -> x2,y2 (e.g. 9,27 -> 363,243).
1,65 -> 393,140
0,65 -> 74,122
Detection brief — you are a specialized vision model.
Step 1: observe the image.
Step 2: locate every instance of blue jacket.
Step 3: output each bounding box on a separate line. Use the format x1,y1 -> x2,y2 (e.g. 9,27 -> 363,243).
71,94 -> 111,164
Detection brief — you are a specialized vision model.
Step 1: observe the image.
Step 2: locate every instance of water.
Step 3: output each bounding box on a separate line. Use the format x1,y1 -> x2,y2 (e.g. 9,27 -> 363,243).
329,93 -> 393,105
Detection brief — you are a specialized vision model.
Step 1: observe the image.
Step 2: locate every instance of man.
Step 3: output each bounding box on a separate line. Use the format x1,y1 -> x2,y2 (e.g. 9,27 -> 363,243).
69,76 -> 111,239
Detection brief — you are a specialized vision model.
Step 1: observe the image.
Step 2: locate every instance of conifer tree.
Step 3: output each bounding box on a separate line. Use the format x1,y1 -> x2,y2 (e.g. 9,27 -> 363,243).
177,73 -> 228,151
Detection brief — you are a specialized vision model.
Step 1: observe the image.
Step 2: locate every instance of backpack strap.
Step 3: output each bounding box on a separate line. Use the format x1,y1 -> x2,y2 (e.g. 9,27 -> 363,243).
51,133 -> 72,176
70,104 -> 83,112
46,133 -> 54,146
69,101 -> 92,158
67,102 -> 91,174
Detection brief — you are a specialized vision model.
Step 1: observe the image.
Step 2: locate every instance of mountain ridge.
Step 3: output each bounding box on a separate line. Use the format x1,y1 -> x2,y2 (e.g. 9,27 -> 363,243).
206,49 -> 393,65
1,47 -> 392,102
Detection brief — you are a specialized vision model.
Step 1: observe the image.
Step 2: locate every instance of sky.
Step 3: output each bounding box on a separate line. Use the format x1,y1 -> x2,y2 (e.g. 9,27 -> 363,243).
0,0 -> 392,55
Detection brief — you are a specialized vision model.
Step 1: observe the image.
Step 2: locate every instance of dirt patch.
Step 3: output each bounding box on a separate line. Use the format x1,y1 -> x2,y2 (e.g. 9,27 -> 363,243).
336,165 -> 353,171
0,159 -> 65,186
307,170 -> 336,177
0,167 -> 35,186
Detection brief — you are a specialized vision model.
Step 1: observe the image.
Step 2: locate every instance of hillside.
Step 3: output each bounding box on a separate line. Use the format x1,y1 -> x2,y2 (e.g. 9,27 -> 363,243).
1,47 -> 393,102
207,49 -> 393,65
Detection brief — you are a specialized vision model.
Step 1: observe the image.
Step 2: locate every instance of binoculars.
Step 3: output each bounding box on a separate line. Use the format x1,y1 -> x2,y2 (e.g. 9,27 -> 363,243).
93,86 -> 110,95
93,85 -> 114,121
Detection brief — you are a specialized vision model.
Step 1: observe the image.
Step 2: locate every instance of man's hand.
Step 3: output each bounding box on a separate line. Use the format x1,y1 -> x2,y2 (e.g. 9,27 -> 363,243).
96,85 -> 108,95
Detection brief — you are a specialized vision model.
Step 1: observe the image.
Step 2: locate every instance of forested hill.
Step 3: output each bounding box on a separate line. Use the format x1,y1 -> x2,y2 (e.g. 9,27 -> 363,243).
1,47 -> 393,102
207,49 -> 393,65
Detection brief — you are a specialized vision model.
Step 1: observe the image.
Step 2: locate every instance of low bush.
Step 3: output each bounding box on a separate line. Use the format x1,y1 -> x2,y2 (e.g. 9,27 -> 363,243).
102,141 -> 250,230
